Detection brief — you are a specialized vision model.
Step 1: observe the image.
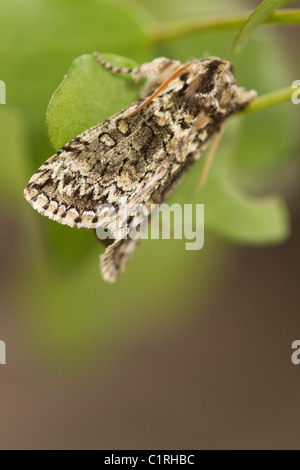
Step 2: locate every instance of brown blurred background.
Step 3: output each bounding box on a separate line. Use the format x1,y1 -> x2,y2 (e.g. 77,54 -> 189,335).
0,212 -> 299,449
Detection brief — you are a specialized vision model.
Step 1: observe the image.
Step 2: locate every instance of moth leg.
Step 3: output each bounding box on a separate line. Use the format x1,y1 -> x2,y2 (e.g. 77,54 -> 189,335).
100,237 -> 140,283
197,122 -> 226,191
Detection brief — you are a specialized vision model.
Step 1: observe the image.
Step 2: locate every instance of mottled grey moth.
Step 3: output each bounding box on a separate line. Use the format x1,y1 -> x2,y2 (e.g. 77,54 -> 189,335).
24,53 -> 256,282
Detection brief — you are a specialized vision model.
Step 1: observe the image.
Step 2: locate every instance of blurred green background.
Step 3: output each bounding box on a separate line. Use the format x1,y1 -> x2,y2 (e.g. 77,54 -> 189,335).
0,0 -> 299,449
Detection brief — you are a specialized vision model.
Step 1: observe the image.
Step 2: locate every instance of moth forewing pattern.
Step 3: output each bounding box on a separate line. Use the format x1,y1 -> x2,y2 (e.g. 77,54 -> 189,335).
24,54 -> 256,282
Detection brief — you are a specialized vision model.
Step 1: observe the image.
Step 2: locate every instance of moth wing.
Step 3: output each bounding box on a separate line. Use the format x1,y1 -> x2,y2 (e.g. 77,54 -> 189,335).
99,142 -> 204,283
100,237 -> 140,283
24,98 -> 163,230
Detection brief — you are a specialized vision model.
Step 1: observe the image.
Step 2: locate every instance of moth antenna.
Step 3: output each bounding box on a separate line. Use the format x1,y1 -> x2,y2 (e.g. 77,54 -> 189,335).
93,51 -> 136,75
197,122 -> 226,191
123,61 -> 193,118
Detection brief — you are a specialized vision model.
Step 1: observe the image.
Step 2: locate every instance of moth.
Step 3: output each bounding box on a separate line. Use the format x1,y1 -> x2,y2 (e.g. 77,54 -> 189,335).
24,53 -> 256,282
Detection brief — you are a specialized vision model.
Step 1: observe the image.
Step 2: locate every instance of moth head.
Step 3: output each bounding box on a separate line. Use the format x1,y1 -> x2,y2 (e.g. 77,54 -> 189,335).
216,59 -> 257,111
137,57 -> 182,97
185,58 -> 256,114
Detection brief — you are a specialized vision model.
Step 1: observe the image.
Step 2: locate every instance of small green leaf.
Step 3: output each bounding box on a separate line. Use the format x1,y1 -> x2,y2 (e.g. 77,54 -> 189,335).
233,0 -> 292,54
168,120 -> 290,246
204,181 -> 290,245
46,53 -> 140,150
0,0 -> 153,169
201,129 -> 290,245
44,52 -> 142,272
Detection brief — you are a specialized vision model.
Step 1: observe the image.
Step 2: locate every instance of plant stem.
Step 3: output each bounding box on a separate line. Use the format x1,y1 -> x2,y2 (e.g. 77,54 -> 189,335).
151,9 -> 300,43
241,87 -> 295,115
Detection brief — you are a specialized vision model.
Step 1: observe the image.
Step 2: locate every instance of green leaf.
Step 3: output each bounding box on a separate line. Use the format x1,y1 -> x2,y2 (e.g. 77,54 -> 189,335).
44,52 -> 142,271
167,120 -> 290,246
0,0 -> 153,274
233,0 -> 292,54
203,176 -> 290,245
0,0 -> 153,168
46,53 -> 140,150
